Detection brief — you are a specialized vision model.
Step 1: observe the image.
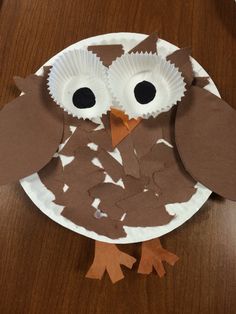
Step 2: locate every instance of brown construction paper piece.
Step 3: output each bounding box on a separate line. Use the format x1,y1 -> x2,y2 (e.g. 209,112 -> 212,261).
74,144 -> 97,161
166,47 -> 194,86
131,120 -> 161,158
86,241 -> 136,283
122,175 -> 148,197
63,157 -> 100,185
153,165 -> 196,204
110,108 -> 141,147
38,157 -> 64,197
60,128 -> 89,156
161,107 -> 177,145
14,75 -> 43,94
117,135 -> 140,178
62,206 -> 126,239
0,69 -> 63,185
117,190 -> 173,227
97,148 -> 124,182
89,183 -> 130,220
98,201 -> 125,221
64,113 -> 81,127
141,167 -> 161,192
89,176 -> 149,215
144,176 -> 161,194
101,112 -> 111,130
60,118 -> 99,156
130,108 -> 176,159
139,144 -> 169,178
63,113 -> 99,130
89,183 -> 125,202
73,170 -> 105,194
77,119 -> 100,132
145,142 -> 178,169
139,142 -> 196,198
193,76 -> 209,88
55,186 -> 93,208
138,238 -> 179,277
129,32 -> 158,54
88,44 -> 124,67
89,183 -> 126,220
88,129 -> 113,152
175,86 -> 236,201
139,152 -> 165,193
63,152 -> 104,188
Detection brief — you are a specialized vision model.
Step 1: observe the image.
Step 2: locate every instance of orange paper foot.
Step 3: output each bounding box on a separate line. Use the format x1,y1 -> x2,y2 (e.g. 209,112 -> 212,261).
86,241 -> 137,283
138,238 -> 179,277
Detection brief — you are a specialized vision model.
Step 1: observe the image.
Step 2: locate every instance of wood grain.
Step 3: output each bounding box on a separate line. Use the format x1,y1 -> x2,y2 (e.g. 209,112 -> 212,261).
0,0 -> 236,313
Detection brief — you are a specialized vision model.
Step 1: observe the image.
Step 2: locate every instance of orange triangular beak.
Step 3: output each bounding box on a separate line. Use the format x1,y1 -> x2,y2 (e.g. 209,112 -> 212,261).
110,108 -> 142,147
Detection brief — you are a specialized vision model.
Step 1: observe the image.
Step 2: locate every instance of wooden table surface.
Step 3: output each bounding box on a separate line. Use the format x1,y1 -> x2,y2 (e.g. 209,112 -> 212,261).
0,0 -> 236,313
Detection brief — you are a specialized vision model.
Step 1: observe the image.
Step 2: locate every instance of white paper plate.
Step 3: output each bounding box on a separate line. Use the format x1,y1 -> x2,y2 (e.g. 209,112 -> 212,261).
20,32 -> 219,244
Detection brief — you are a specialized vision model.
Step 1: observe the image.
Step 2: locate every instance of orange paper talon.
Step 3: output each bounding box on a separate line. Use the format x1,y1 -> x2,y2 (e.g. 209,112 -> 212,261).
86,241 -> 137,283
138,238 -> 179,277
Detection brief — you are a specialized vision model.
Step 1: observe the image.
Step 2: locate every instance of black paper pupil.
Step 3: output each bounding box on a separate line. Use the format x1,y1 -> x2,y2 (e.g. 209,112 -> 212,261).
72,88 -> 96,109
134,80 -> 156,104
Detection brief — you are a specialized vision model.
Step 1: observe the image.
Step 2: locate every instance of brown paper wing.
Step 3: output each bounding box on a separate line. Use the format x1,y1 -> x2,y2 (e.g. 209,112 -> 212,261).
0,75 -> 64,185
175,86 -> 236,200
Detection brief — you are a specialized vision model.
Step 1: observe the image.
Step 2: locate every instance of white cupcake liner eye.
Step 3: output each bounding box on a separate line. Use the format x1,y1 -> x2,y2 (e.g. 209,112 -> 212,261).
47,49 -> 111,120
108,52 -> 186,119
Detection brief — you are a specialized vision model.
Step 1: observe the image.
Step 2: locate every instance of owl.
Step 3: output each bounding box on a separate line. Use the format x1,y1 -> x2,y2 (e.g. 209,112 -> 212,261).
1,33 -> 236,284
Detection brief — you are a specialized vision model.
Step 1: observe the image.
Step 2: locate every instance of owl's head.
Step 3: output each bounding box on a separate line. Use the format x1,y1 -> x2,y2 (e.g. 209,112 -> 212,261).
1,33 -> 236,201
47,39 -> 186,120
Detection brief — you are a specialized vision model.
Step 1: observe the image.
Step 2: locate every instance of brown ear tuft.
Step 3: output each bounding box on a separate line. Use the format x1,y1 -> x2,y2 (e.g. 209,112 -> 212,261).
129,32 -> 158,54
87,45 -> 124,67
166,47 -> 194,86
193,76 -> 209,88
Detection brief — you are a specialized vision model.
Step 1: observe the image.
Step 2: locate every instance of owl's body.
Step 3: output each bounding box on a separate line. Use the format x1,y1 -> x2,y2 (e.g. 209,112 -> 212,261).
39,106 -> 196,240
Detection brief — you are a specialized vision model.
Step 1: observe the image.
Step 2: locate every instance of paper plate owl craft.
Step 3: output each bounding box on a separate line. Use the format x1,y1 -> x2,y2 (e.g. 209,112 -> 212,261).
1,33 -> 236,283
